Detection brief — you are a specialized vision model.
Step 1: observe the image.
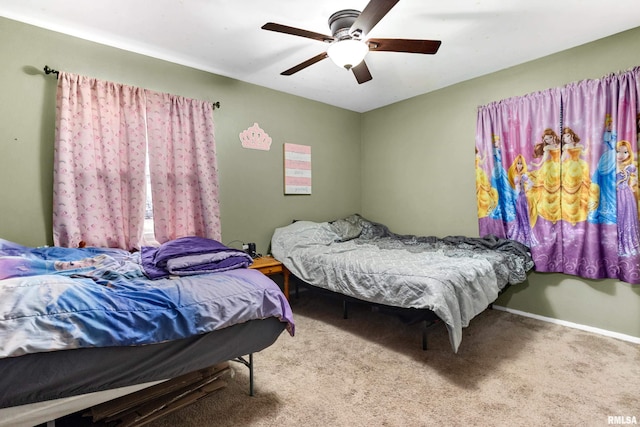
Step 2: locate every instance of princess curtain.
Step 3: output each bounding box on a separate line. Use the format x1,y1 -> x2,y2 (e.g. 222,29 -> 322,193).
53,72 -> 221,250
476,67 -> 640,284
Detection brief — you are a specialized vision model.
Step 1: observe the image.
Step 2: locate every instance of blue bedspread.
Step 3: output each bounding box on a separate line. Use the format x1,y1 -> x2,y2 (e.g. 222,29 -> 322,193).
0,239 -> 294,358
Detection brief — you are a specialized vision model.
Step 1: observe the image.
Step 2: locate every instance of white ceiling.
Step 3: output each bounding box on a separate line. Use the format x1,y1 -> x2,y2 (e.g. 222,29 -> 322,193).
2,0 -> 640,112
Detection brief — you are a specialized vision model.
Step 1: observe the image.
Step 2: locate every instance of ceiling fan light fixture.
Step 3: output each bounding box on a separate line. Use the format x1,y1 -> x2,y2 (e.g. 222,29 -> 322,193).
262,0 -> 441,83
327,39 -> 368,70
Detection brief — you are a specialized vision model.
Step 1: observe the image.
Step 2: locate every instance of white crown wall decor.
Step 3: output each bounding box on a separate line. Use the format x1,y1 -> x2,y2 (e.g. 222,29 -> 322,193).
239,123 -> 272,151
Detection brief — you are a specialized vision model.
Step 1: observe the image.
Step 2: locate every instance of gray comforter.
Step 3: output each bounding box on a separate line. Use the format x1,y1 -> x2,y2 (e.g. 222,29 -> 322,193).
271,214 -> 533,352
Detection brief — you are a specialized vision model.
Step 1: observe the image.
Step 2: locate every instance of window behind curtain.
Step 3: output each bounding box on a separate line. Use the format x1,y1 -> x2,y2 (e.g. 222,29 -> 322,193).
143,151 -> 159,246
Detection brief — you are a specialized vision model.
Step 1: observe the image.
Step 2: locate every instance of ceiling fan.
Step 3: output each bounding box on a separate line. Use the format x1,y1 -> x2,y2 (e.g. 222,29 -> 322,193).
261,0 -> 441,84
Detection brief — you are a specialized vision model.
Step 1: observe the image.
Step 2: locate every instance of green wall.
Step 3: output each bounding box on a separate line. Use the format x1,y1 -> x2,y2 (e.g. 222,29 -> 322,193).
361,26 -> 640,340
1,16 -> 638,341
0,17 -> 362,255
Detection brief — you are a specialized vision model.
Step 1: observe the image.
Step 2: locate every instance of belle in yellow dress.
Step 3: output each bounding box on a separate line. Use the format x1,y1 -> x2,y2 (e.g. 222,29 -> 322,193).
560,127 -> 592,225
528,129 -> 561,225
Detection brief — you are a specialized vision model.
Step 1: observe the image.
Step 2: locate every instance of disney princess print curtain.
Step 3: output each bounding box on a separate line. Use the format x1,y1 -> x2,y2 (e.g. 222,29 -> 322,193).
476,66 -> 640,284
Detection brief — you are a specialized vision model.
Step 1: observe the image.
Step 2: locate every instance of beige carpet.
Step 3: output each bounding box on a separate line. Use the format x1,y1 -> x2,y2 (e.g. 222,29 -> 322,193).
149,290 -> 639,427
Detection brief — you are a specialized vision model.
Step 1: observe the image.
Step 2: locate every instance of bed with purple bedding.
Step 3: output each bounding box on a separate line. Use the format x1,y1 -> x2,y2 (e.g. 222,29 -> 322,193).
0,237 -> 294,425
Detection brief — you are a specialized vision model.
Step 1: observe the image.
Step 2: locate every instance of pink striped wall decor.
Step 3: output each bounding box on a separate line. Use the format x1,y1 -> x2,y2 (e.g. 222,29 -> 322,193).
284,143 -> 311,195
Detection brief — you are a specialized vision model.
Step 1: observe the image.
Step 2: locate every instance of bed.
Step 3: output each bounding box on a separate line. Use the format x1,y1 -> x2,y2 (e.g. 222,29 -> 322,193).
271,214 -> 532,353
0,237 -> 295,426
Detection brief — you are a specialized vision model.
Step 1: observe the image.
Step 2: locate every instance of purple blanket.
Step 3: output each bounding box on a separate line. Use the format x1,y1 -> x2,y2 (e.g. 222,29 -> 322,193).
142,236 -> 253,279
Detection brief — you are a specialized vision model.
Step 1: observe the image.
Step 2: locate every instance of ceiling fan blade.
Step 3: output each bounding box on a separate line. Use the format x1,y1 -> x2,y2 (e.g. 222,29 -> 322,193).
262,22 -> 334,43
352,61 -> 373,84
349,0 -> 400,38
281,52 -> 329,75
367,38 -> 442,54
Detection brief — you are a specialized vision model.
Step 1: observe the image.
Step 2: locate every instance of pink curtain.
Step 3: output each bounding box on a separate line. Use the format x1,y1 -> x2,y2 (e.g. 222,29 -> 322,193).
145,90 -> 221,243
53,72 -> 147,249
476,67 -> 640,284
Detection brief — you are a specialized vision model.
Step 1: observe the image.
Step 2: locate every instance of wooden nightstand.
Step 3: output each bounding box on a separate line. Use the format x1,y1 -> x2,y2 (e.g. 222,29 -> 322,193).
249,255 -> 290,300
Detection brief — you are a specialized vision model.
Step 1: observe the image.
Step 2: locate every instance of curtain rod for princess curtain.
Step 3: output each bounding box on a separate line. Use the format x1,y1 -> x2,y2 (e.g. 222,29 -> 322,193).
43,65 -> 221,110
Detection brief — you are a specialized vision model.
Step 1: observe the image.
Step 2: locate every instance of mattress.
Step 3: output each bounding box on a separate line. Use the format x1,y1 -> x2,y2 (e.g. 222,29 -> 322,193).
0,239 -> 294,358
271,214 -> 533,352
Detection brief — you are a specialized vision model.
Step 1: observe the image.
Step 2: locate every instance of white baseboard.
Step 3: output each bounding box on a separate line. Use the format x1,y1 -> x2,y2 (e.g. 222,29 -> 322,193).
492,305 -> 640,345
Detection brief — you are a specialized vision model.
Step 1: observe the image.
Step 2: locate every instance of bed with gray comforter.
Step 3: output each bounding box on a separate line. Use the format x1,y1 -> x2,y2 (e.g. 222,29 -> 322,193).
271,214 -> 533,352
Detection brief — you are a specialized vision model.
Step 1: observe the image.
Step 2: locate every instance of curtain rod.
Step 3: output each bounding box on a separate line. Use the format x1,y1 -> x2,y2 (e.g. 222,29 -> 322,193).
43,65 -> 59,79
43,65 -> 221,110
